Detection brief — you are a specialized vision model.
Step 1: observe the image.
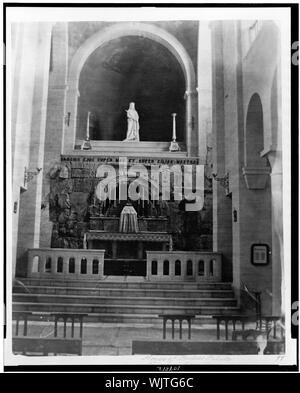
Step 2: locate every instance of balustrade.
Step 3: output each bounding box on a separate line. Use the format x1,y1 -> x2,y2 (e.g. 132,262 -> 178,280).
27,248 -> 105,279
146,251 -> 222,281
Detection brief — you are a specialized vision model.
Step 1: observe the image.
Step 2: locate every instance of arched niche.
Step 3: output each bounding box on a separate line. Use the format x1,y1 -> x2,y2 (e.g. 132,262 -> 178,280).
242,93 -> 271,189
63,22 -> 197,155
76,36 -> 186,142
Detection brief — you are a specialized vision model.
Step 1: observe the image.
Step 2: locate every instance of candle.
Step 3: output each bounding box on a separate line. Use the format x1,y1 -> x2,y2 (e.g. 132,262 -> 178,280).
172,113 -> 177,141
86,111 -> 90,140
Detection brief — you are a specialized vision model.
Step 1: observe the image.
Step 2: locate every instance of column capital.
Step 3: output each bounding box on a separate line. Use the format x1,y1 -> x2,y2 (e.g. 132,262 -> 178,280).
184,89 -> 198,100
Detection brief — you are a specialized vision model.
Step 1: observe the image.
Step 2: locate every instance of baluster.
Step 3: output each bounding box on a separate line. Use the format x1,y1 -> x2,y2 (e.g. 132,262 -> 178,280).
171,319 -> 175,339
51,256 -> 58,274
15,315 -> 19,336
214,256 -> 222,280
98,256 -> 104,278
80,316 -> 83,339
225,320 -> 228,340
75,257 -> 81,275
54,316 -> 58,337
163,318 -> 167,339
179,319 -> 182,339
192,259 -> 196,280
181,260 -> 187,279
63,317 -> 67,338
169,257 -> 175,277
40,254 -> 46,274
87,257 -> 93,276
63,255 -> 69,275
204,258 -> 210,278
188,318 -> 192,340
27,253 -> 33,276
216,318 -> 220,340
146,255 -> 151,279
23,315 -> 28,336
71,316 -> 75,338
157,259 -> 163,278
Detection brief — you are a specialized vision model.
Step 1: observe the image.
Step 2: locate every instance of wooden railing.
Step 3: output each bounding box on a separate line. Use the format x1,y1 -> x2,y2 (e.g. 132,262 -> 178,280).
12,311 -> 86,356
146,251 -> 222,281
27,248 -> 105,279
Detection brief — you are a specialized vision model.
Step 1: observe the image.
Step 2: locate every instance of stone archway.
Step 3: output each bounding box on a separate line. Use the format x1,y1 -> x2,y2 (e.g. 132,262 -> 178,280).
63,22 -> 197,155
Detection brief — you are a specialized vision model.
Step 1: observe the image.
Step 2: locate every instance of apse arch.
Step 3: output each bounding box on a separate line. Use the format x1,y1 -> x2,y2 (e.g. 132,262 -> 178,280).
63,22 -> 197,155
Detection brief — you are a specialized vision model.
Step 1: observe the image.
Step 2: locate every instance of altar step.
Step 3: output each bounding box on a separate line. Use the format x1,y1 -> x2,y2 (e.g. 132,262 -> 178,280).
15,278 -> 232,290
74,140 -> 188,157
13,278 -> 239,325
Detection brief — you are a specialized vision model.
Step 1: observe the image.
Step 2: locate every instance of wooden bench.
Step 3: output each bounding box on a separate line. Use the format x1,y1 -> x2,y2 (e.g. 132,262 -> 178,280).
12,311 -> 87,356
212,315 -> 283,341
158,314 -> 195,340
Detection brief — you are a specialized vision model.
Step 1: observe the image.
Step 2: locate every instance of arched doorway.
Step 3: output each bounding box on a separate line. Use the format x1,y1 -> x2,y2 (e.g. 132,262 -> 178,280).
63,22 -> 197,155
76,36 -> 186,142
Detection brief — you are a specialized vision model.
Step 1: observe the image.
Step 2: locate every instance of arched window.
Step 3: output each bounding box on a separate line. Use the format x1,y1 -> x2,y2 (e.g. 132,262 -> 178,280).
57,257 -> 63,273
163,260 -> 169,275
198,260 -> 204,276
69,257 -> 75,274
151,260 -> 157,275
186,260 -> 193,276
92,259 -> 99,274
175,260 -> 181,276
81,258 -> 87,274
45,257 -> 52,273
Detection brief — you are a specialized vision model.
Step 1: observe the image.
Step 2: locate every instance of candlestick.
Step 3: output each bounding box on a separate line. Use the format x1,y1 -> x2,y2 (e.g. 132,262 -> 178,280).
86,111 -> 90,140
81,111 -> 92,150
169,113 -> 180,152
172,113 -> 177,141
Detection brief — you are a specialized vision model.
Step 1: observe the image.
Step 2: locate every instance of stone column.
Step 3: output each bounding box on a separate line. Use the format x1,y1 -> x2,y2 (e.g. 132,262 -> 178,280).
268,151 -> 283,316
197,21 -> 212,162
211,21 -> 233,283
39,22 -> 68,248
185,90 -> 198,157
13,23 -> 52,277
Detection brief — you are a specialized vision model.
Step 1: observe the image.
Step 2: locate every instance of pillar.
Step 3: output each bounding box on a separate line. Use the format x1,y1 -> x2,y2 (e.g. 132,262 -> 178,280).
268,151 -> 283,315
211,21 -> 233,283
15,23 -> 53,276
197,21 -> 212,161
39,22 -> 68,248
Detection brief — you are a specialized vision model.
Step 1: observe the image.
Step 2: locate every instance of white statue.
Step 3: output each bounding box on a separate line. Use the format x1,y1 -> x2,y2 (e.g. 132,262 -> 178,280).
123,102 -> 140,141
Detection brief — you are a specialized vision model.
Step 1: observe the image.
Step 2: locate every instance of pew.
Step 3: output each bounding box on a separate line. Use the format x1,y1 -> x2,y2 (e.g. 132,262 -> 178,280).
12,311 -> 87,356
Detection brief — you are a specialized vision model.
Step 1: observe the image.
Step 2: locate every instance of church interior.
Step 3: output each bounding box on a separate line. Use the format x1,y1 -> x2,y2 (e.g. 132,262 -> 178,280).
10,19 -> 285,356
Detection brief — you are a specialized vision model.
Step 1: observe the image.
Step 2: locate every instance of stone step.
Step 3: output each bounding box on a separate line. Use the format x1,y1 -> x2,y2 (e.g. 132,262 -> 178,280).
15,278 -> 232,291
13,285 -> 235,299
13,301 -> 239,316
12,310 -> 217,325
13,293 -> 237,307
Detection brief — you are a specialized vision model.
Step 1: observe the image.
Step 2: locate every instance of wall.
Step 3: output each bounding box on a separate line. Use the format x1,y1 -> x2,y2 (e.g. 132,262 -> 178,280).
211,20 -> 281,314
